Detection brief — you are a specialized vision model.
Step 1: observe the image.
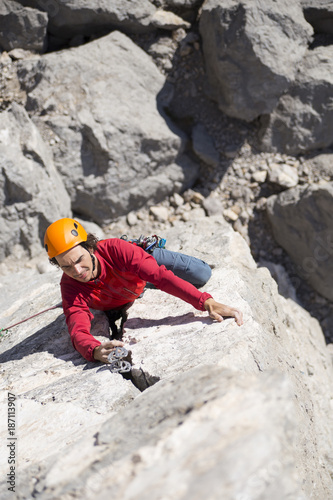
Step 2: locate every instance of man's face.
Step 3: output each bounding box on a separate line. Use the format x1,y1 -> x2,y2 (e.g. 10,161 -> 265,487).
56,245 -> 93,282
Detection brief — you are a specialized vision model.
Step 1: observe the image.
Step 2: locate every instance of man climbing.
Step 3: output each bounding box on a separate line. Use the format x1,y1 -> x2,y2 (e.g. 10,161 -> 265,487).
44,218 -> 243,364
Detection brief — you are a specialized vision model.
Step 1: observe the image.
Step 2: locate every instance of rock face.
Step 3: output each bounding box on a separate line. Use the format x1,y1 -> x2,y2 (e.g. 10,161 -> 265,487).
0,0 -> 332,265
192,122 -> 219,167
0,217 -> 332,499
302,0 -> 333,35
0,4 -> 333,496
0,103 -> 71,261
17,0 -> 156,38
17,0 -> 192,41
257,45 -> 333,154
0,0 -> 48,52
199,0 -> 313,121
16,31 -> 198,225
267,182 -> 333,301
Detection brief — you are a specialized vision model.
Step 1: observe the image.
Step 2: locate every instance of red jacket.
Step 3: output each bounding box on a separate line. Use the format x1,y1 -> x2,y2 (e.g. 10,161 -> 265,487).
61,238 -> 212,362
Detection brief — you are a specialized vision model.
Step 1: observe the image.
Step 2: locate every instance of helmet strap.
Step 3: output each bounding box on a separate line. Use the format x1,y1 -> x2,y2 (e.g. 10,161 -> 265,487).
91,253 -> 96,274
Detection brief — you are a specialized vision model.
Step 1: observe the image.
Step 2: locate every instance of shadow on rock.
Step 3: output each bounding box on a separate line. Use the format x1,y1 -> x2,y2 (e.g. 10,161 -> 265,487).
125,311 -> 210,330
0,315 -> 89,367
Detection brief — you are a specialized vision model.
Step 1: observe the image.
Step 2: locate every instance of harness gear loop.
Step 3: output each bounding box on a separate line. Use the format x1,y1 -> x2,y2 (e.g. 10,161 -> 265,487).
120,234 -> 166,254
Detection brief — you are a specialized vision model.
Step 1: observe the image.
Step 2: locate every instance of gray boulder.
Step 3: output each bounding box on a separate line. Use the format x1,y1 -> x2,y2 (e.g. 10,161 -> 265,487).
16,31 -> 198,225
153,0 -> 202,21
257,45 -> 333,154
310,152 -> 333,179
192,122 -> 220,167
266,182 -> 333,301
199,0 -> 313,122
79,368 -> 307,500
0,0 -> 48,52
158,0 -> 201,7
0,217 -> 332,499
267,162 -> 299,188
0,103 -> 71,262
302,0 -> 333,35
16,0 -> 189,39
17,0 -> 154,37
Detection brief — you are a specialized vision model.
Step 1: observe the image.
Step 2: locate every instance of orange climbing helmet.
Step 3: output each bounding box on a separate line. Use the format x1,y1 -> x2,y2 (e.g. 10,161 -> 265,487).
44,218 -> 88,259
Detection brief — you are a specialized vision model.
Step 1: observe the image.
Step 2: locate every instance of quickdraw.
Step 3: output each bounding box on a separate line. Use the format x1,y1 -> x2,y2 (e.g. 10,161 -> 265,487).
120,234 -> 166,254
109,359 -> 132,373
107,346 -> 132,373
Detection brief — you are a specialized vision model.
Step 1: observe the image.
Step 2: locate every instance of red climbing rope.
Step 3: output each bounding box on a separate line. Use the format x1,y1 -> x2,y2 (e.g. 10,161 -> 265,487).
0,302 -> 63,335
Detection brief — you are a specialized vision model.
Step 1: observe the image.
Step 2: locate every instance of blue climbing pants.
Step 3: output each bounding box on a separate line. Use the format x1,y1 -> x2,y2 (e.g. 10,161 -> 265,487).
152,247 -> 212,288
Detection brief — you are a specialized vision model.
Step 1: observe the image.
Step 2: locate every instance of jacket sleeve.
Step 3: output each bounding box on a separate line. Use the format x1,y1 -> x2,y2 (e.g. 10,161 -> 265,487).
61,283 -> 101,362
112,240 -> 213,310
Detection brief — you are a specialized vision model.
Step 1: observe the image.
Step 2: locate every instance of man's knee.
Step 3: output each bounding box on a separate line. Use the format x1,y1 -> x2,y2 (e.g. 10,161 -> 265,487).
152,247 -> 212,288
192,262 -> 212,287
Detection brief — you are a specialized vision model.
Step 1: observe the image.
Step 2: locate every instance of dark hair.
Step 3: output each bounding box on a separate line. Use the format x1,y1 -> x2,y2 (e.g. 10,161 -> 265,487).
49,233 -> 99,267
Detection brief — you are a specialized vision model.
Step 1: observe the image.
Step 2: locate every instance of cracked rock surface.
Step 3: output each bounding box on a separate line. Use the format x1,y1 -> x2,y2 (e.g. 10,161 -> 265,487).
1,217 -> 332,499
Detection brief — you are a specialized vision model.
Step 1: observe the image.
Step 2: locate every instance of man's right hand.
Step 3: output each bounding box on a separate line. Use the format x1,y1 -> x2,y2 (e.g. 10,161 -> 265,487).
93,340 -> 125,363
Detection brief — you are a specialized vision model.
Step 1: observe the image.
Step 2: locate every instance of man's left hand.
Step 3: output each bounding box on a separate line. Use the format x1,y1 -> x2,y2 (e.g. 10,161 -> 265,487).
204,298 -> 243,326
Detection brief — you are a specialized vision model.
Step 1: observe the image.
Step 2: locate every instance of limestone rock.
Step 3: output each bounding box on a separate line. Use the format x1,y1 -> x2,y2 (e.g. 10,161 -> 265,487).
223,207 -> 239,222
78,368 -> 306,500
259,260 -> 298,302
149,205 -> 170,222
16,0 -> 196,42
0,217 -> 332,498
75,218 -> 105,241
0,0 -> 48,53
266,182 -> 333,300
0,271 -> 139,482
151,10 -> 191,30
199,0 -> 313,121
302,0 -> 333,35
170,192 -> 184,207
126,212 -> 139,227
158,0 -> 202,8
310,152 -> 333,179
192,122 -> 220,167
252,170 -> 267,183
202,196 -> 224,216
1,217 -> 332,498
0,103 -> 71,262
16,31 -> 198,225
149,1 -> 202,23
257,45 -> 333,154
268,163 -> 299,188
17,0 -> 157,38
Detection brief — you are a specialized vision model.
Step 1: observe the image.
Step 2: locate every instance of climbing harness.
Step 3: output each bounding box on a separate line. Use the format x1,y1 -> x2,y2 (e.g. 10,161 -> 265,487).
120,234 -> 166,254
0,302 -> 63,337
107,346 -> 131,373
